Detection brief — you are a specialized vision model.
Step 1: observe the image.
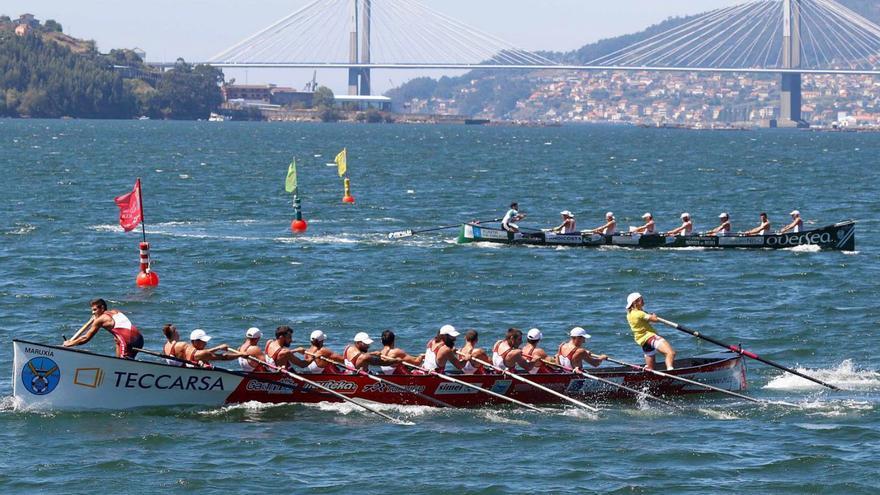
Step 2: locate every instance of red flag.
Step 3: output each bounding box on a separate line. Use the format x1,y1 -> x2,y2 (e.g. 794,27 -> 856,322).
114,179 -> 143,232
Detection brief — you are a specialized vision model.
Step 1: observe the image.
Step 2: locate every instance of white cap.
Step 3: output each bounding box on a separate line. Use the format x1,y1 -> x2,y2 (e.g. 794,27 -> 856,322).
526,328 -> 543,340
790,210 -> 800,216
569,327 -> 591,339
560,210 -> 574,217
439,324 -> 459,337
606,211 -> 614,218
626,292 -> 643,309
719,212 -> 729,218
245,327 -> 261,339
310,330 -> 326,342
642,212 -> 652,219
190,329 -> 211,342
353,332 -> 374,345
681,212 -> 690,219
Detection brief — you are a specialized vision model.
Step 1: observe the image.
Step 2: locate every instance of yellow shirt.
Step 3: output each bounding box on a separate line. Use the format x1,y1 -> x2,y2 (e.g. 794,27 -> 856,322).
627,309 -> 657,345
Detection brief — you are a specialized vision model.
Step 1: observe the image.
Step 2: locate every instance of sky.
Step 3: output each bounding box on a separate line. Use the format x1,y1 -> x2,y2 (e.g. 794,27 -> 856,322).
3,0 -> 744,93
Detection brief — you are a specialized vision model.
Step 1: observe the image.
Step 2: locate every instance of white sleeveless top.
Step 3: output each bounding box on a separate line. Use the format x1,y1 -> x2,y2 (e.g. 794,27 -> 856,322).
111,311 -> 132,329
343,346 -> 359,371
379,348 -> 396,374
792,219 -> 802,233
680,222 -> 693,236
461,361 -> 479,375
491,341 -> 510,370
422,340 -> 440,372
718,222 -> 731,236
602,221 -> 616,235
560,220 -> 576,234
758,225 -> 770,235
644,222 -> 655,235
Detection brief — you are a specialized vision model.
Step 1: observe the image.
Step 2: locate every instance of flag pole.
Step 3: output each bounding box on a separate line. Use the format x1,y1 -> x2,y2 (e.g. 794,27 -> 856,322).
137,177 -> 146,243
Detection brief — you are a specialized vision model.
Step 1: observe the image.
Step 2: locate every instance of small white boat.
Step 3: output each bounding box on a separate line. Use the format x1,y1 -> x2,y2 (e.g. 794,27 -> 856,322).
208,113 -> 228,122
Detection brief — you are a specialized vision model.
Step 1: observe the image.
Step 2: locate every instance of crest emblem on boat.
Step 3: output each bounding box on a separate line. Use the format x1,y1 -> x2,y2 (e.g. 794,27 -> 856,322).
21,357 -> 61,395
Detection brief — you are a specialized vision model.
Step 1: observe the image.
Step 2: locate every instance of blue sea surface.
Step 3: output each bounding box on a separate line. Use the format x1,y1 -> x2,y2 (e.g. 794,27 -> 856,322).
0,119 -> 879,494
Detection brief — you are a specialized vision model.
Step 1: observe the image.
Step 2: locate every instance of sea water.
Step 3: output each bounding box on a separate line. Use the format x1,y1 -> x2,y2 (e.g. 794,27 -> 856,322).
0,120 -> 879,493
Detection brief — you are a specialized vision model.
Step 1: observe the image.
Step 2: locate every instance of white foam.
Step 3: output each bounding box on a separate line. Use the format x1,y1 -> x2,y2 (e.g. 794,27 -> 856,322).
6,224 -> 35,235
785,244 -> 822,253
763,359 -> 880,391
199,400 -> 289,416
480,411 -> 532,425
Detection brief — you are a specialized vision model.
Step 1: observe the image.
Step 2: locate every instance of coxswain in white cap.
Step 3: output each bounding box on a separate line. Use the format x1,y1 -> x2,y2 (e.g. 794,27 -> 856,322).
589,212 -> 617,236
491,328 -> 538,372
521,328 -> 552,374
303,330 -> 344,374
236,327 -> 272,372
665,212 -> 693,237
551,210 -> 577,234
556,327 -> 607,372
342,332 -> 402,372
423,324 -> 466,373
625,293 -> 676,371
459,330 -> 491,375
742,212 -> 771,236
779,210 -> 803,234
264,326 -> 308,370
378,330 -> 424,375
183,329 -> 235,368
632,212 -> 656,235
707,213 -> 732,237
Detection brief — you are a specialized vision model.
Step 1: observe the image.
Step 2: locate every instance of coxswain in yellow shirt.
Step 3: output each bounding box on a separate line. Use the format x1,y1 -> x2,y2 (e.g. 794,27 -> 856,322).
626,292 -> 677,371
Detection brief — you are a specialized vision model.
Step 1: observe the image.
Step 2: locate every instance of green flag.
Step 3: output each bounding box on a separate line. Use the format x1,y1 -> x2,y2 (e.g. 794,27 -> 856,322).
284,159 -> 298,193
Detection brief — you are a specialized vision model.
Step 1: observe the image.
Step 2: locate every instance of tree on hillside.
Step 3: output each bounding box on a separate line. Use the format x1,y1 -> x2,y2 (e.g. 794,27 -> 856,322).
312,85 -> 335,108
44,20 -> 63,32
148,58 -> 223,119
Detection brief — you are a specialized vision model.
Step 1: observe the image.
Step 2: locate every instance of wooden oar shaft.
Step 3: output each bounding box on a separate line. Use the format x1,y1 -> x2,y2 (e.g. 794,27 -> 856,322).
542,358 -> 675,407
401,362 -> 542,411
247,356 -> 407,425
458,353 -> 599,412
655,317 -> 840,391
305,352 -> 452,408
70,318 -> 95,340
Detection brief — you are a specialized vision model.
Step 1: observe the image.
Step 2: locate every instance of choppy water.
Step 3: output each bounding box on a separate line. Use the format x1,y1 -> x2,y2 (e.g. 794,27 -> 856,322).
1,119 -> 879,494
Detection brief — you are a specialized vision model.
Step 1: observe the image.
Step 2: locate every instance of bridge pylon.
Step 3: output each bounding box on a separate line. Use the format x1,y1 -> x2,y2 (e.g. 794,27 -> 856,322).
346,0 -> 371,96
778,0 -> 808,128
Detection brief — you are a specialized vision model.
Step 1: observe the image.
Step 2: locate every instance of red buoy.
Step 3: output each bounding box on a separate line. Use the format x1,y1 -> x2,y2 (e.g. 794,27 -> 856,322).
136,241 -> 159,287
291,218 -> 308,233
342,178 -> 355,203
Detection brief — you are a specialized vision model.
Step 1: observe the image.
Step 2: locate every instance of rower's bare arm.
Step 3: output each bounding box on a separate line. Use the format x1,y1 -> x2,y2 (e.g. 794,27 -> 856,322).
64,322 -> 102,346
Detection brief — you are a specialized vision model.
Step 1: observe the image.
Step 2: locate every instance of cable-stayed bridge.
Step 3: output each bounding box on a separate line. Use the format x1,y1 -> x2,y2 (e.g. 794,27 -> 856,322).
185,0 -> 880,126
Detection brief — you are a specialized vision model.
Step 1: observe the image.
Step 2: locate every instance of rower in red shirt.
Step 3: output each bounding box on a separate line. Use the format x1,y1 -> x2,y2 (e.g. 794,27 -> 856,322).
63,298 -> 144,359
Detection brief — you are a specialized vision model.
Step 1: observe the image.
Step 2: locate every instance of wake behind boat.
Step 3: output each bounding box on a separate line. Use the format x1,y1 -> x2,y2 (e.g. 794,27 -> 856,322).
12,340 -> 746,411
458,220 -> 856,251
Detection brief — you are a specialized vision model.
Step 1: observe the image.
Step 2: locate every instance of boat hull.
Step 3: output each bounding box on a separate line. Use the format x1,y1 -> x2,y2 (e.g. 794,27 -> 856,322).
12,340 -> 746,410
458,220 -> 855,251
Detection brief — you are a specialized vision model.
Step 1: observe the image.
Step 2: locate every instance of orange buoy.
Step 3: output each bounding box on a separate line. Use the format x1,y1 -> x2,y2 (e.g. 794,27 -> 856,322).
136,241 -> 159,287
342,178 -> 355,203
291,219 -> 308,233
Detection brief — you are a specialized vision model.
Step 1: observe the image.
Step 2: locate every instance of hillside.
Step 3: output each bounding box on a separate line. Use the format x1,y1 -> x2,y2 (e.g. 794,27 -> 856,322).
0,14 -> 222,119
386,1 -> 880,121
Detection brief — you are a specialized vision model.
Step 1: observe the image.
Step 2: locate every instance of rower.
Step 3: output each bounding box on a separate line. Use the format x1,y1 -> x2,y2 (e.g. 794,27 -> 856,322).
63,298 -> 145,359
501,202 -> 526,233
302,330 -> 343,374
551,210 -> 576,234
264,325 -> 308,370
521,328 -> 553,374
632,212 -> 656,235
626,292 -> 676,371
422,324 -> 466,373
183,329 -> 235,368
162,323 -> 186,366
589,212 -> 616,235
459,330 -> 491,374
342,332 -> 402,372
556,327 -> 607,372
779,210 -> 803,234
237,327 -> 271,372
491,328 -> 538,372
707,212 -> 732,236
378,330 -> 422,374
665,213 -> 693,236
742,212 -> 771,236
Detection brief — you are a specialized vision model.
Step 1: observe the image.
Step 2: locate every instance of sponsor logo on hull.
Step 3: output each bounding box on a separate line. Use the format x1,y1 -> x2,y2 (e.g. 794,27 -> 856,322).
74,368 -> 105,388
766,231 -> 833,247
435,382 -> 481,395
362,382 -> 427,394
112,371 -> 225,391
22,357 -> 61,395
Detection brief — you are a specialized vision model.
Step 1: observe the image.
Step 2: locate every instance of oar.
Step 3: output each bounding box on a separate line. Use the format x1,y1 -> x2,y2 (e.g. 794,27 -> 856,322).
305,352 -> 453,408
602,355 -> 799,408
388,218 -> 501,239
541,359 -> 675,407
457,352 -> 599,412
655,317 -> 840,390
67,318 -> 95,342
244,355 -> 411,425
400,362 -> 543,412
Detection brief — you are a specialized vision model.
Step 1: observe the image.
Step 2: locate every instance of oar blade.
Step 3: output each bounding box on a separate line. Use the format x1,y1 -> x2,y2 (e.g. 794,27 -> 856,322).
388,230 -> 414,239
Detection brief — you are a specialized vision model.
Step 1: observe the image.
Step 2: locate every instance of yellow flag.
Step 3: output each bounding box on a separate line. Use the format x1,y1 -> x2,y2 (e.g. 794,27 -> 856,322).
335,148 -> 347,177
